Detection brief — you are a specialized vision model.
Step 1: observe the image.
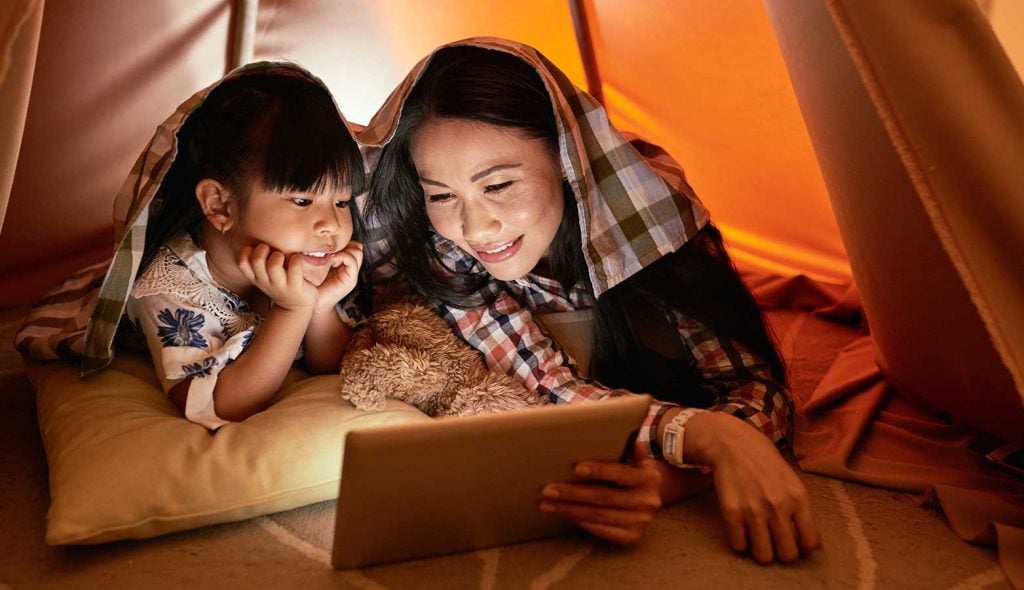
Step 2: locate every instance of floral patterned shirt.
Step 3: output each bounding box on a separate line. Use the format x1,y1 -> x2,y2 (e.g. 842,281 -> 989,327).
126,234 -> 363,430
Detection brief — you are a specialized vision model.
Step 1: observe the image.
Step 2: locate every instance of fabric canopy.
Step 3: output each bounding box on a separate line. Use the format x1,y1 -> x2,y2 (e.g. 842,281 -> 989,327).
0,0 -> 853,308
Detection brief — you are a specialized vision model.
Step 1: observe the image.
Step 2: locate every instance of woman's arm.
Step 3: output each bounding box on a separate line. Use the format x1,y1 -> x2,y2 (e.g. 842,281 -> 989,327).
649,312 -> 820,562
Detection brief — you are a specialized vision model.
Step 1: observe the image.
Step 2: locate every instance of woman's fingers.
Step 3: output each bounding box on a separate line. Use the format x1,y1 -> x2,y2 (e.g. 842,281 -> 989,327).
794,501 -> 822,553
573,459 -> 660,490
542,481 -> 659,513
576,521 -> 645,545
769,513 -> 801,562
539,497 -> 654,528
747,518 -> 775,564
723,511 -> 748,553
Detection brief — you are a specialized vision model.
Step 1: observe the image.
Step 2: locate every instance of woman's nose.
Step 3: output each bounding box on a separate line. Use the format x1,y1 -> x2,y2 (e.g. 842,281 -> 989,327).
460,200 -> 500,242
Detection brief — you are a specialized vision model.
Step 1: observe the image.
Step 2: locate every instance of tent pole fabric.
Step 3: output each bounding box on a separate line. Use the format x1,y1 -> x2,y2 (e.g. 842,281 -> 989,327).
567,0 -> 603,105
0,0 -> 44,233
229,0 -> 257,72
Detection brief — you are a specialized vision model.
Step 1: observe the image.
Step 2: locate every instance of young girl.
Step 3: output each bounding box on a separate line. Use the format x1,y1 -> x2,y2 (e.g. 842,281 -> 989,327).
125,63 -> 365,430
365,40 -> 820,563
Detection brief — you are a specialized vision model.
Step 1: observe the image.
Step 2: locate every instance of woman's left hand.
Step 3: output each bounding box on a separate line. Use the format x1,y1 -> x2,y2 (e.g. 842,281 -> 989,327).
684,412 -> 822,563
539,443 -> 662,544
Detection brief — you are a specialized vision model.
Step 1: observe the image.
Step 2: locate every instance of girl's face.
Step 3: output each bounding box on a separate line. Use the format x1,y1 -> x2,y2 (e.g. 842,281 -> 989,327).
409,118 -> 565,281
232,180 -> 354,285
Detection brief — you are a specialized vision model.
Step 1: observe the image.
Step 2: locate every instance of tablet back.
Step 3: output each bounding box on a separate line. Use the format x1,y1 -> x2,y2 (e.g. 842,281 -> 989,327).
331,394 -> 651,570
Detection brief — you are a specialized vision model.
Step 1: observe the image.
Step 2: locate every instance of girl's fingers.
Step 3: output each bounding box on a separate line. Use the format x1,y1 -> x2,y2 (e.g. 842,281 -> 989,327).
263,249 -> 285,282
237,245 -> 255,281
249,244 -> 272,286
285,253 -> 305,287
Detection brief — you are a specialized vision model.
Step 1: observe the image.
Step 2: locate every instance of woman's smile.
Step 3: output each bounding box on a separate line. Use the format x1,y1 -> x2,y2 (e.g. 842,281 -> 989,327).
472,236 -> 523,263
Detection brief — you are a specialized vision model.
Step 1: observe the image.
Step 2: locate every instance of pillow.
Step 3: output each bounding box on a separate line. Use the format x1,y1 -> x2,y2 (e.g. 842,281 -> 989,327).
26,350 -> 430,545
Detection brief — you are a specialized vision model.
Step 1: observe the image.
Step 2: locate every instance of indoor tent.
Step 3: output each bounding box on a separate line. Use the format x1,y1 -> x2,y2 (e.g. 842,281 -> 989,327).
1,0 -> 1022,587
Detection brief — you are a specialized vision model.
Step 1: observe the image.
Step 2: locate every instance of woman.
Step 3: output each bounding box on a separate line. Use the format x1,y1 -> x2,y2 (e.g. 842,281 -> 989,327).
364,39 -> 820,563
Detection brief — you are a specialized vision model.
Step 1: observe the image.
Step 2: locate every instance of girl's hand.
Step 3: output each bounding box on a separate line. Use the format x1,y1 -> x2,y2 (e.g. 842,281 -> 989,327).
538,443 -> 662,545
315,241 -> 364,311
237,243 -> 317,311
686,412 -> 821,563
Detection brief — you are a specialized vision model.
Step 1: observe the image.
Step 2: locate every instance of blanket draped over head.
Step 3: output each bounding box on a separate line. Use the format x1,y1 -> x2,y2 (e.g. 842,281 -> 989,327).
80,62 -> 362,374
356,36 -> 711,298
78,38 -> 709,374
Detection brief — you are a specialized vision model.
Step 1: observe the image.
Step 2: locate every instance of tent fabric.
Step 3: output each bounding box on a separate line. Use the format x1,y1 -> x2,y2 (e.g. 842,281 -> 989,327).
764,0 -> 1024,583
764,0 -> 1024,445
0,0 -> 42,231
0,0 -> 850,309
2,0 -> 1024,579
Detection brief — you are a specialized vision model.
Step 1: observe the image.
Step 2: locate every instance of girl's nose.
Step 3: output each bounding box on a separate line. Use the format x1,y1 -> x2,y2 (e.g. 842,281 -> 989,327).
315,206 -> 342,235
461,200 -> 501,243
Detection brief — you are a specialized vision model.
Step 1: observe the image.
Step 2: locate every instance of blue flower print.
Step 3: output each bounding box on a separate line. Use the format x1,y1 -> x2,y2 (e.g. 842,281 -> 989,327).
156,308 -> 208,348
182,356 -> 218,378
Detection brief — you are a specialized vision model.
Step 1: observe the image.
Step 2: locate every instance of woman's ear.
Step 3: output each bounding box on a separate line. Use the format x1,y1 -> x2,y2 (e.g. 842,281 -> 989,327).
195,179 -> 235,233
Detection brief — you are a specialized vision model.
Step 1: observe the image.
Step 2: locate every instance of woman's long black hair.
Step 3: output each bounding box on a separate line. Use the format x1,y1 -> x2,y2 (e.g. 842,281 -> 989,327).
141,63 -> 367,275
368,47 -> 786,405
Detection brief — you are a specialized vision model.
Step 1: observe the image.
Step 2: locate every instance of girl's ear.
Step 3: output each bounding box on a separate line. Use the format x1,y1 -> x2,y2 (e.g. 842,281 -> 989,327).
195,178 -> 236,233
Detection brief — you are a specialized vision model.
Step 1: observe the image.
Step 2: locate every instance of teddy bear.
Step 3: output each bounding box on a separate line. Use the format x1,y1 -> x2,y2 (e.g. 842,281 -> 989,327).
339,299 -> 548,417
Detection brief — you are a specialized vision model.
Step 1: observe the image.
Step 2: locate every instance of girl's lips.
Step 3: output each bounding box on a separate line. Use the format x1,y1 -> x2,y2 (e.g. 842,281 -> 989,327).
302,252 -> 335,266
474,236 -> 523,264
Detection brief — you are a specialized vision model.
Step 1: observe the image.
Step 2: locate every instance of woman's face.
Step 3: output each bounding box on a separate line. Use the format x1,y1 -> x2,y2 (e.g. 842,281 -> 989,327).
409,118 -> 565,281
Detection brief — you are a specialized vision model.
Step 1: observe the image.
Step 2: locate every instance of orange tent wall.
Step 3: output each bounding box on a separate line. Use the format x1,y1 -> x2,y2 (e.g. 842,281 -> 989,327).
3,0 -> 852,307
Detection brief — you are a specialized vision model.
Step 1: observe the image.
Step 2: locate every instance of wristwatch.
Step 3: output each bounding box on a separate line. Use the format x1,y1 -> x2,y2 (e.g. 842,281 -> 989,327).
662,408 -> 713,474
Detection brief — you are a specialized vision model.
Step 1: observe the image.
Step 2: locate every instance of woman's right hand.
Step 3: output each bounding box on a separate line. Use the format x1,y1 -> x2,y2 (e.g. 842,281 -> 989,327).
680,411 -> 822,563
237,243 -> 318,312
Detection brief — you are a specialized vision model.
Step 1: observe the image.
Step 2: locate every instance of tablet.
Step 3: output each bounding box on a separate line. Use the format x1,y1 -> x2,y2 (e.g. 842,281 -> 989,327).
331,393 -> 652,570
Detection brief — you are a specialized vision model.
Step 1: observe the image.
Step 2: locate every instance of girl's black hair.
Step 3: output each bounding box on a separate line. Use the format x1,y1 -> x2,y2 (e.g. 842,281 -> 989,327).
141,63 -> 366,273
368,46 -> 786,404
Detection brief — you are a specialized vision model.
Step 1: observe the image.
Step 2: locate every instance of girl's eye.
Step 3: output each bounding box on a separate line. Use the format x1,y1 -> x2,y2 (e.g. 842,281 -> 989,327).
426,192 -> 455,204
291,198 -> 312,207
335,200 -> 350,209
484,181 -> 514,194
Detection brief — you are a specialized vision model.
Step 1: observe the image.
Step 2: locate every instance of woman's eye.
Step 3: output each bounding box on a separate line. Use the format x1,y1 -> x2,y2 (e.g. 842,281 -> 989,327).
291,198 -> 312,207
484,181 -> 514,194
426,192 -> 454,204
335,200 -> 350,209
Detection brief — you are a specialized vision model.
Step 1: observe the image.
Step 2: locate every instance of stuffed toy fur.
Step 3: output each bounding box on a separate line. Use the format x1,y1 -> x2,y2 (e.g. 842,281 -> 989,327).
339,300 -> 548,417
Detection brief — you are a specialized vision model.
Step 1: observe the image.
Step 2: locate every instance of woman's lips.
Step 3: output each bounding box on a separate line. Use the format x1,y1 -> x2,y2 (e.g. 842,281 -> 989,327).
474,236 -> 523,264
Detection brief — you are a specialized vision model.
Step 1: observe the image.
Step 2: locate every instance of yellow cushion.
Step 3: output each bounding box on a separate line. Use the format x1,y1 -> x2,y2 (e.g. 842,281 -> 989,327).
26,350 -> 429,545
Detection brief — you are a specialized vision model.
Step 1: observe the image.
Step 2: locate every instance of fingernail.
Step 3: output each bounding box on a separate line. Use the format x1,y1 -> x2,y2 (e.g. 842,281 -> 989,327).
539,502 -> 554,512
575,464 -> 591,477
541,486 -> 559,499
